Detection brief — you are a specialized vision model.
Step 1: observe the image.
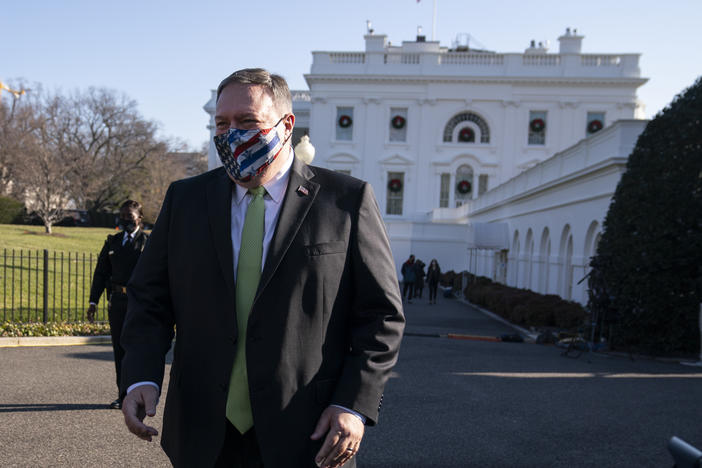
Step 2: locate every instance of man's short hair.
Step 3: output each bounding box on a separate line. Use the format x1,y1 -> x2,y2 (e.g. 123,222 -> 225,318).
120,200 -> 143,218
216,68 -> 292,114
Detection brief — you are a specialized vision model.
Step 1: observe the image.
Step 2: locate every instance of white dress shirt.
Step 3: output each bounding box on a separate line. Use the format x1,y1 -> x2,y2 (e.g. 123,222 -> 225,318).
230,152 -> 293,282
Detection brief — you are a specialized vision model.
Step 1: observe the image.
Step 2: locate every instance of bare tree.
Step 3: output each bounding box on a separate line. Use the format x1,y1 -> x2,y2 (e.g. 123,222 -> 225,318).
12,92 -> 78,233
0,81 -> 35,197
2,82 -> 194,232
61,88 -> 166,212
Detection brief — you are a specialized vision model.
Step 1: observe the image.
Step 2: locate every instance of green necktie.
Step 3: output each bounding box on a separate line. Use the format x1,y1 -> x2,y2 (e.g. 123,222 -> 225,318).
226,186 -> 266,434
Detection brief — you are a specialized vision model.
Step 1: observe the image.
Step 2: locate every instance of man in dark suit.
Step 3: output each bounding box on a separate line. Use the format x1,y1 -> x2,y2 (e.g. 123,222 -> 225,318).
120,68 -> 405,468
87,200 -> 148,409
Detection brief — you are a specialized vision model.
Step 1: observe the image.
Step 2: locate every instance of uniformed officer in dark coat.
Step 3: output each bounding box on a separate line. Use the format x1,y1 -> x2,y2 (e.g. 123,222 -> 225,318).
87,200 -> 148,409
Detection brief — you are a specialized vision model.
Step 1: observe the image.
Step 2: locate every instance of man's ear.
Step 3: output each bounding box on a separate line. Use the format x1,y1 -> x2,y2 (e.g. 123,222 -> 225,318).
284,113 -> 296,140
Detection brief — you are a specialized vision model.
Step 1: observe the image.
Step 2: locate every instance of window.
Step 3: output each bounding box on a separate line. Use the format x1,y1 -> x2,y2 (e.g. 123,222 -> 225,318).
389,107 -> 408,142
443,112 -> 490,143
336,107 -> 354,141
455,165 -> 473,207
586,112 -> 605,135
386,172 -> 404,215
439,173 -> 450,208
528,111 -> 546,145
478,174 -> 488,196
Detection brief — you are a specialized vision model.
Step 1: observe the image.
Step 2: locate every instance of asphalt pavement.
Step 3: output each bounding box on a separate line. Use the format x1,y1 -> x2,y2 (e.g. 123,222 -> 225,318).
1,292 -> 701,467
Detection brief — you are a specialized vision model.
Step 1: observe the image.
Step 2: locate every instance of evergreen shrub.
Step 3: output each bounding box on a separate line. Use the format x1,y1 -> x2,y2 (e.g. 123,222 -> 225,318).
588,77 -> 702,355
463,274 -> 587,329
0,196 -> 24,224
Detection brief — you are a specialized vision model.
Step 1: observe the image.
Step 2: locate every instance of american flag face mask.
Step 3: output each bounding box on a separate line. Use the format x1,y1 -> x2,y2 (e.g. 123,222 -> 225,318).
213,116 -> 289,182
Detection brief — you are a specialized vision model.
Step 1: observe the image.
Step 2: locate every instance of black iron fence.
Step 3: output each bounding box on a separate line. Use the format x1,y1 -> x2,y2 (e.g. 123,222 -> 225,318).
1,249 -> 109,323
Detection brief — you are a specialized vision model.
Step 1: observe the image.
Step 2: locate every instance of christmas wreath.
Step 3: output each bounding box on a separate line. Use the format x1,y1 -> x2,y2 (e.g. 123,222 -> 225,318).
388,178 -> 403,192
530,118 -> 545,133
456,180 -> 471,194
338,115 -> 353,128
587,119 -> 603,133
391,115 -> 406,129
458,127 -> 474,142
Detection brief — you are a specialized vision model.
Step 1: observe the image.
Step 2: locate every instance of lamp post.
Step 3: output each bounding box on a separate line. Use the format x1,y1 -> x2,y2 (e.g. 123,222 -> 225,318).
294,134 -> 316,165
0,81 -> 27,102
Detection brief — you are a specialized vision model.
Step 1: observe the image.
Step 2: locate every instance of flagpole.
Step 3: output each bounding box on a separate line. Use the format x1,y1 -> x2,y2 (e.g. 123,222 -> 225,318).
432,0 -> 437,41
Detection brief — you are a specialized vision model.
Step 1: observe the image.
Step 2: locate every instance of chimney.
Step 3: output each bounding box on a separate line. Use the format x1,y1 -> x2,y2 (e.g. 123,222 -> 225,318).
558,27 -> 583,54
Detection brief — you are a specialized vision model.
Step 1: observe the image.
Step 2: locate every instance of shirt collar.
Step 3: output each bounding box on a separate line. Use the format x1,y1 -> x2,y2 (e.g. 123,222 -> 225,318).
124,226 -> 139,240
233,150 -> 294,205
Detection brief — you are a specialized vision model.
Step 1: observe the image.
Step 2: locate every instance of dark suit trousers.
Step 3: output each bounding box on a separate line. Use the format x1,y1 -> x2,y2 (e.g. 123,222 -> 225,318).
108,293 -> 127,393
215,421 -> 263,468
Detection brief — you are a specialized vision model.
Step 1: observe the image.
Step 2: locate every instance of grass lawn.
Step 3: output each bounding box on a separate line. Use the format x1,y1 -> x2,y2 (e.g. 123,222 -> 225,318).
0,223 -> 116,254
1,224 -> 120,323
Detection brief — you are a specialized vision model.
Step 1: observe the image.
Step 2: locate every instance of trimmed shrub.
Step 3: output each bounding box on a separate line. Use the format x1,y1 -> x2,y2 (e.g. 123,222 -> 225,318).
0,196 -> 24,224
588,77 -> 702,354
465,276 -> 588,329
0,321 -> 111,337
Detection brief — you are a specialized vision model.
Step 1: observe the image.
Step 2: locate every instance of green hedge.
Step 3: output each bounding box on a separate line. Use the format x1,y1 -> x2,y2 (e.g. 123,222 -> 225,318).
0,196 -> 24,224
588,76 -> 702,355
463,273 -> 588,330
0,321 -> 110,337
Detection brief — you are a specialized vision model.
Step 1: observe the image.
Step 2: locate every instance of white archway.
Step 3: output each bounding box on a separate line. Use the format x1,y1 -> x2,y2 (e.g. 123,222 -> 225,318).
525,229 -> 535,290
584,220 -> 601,262
558,225 -> 574,299
510,230 -> 520,287
538,227 -> 551,294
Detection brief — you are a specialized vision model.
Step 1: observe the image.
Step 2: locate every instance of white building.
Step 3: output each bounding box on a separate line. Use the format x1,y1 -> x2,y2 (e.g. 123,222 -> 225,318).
204,28 -> 649,304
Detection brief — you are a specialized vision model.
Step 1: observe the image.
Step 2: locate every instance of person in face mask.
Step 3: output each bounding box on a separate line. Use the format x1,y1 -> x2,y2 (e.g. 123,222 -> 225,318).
86,200 -> 148,409
119,68 -> 404,468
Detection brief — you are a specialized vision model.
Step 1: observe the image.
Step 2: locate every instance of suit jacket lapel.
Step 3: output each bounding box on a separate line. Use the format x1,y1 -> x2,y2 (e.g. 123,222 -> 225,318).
206,169 -> 236,308
256,158 -> 319,301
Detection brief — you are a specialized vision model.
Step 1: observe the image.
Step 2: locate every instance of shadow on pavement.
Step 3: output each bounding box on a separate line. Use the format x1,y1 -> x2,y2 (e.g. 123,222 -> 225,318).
65,350 -> 114,361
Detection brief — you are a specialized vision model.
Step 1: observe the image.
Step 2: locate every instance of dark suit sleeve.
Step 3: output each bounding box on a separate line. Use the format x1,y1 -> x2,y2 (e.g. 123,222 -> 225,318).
332,182 -> 405,425
120,184 -> 176,394
89,237 -> 112,304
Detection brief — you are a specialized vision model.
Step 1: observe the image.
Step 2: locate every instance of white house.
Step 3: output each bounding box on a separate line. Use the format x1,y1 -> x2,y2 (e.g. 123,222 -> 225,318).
204,28 -> 649,304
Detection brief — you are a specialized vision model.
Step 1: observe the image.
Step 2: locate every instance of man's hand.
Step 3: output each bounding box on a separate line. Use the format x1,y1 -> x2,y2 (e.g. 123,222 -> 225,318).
311,406 -> 365,468
86,304 -> 96,323
122,385 -> 160,442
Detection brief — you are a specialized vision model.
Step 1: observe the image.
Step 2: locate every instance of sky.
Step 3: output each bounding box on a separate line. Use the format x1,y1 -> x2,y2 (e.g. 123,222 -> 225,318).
1,0 -> 700,151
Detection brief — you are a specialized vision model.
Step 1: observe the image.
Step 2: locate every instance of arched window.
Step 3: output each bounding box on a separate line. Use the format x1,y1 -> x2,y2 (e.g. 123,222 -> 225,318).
443,112 -> 490,143
455,164 -> 473,206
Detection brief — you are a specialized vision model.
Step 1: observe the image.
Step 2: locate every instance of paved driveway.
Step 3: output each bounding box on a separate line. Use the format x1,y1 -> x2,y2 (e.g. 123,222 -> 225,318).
1,294 -> 700,467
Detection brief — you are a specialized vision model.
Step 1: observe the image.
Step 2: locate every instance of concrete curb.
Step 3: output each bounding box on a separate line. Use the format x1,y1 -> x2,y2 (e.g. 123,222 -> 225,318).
447,333 -> 501,342
0,335 -> 112,348
457,297 -> 539,342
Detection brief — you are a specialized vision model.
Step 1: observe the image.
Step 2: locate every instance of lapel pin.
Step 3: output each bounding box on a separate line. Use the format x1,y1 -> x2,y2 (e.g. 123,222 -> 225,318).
296,185 -> 309,196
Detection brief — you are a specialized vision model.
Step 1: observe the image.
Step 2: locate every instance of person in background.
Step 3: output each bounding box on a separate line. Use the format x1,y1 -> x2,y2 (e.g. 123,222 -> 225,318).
401,254 -> 416,303
426,259 -> 441,305
86,200 -> 148,409
413,259 -> 425,299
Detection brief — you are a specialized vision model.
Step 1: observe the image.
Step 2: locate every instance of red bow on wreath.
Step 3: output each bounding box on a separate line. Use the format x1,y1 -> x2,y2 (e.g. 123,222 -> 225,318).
587,119 -> 603,133
458,127 -> 474,142
530,118 -> 545,133
456,180 -> 471,194
338,115 -> 353,128
388,178 -> 403,192
391,115 -> 406,129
